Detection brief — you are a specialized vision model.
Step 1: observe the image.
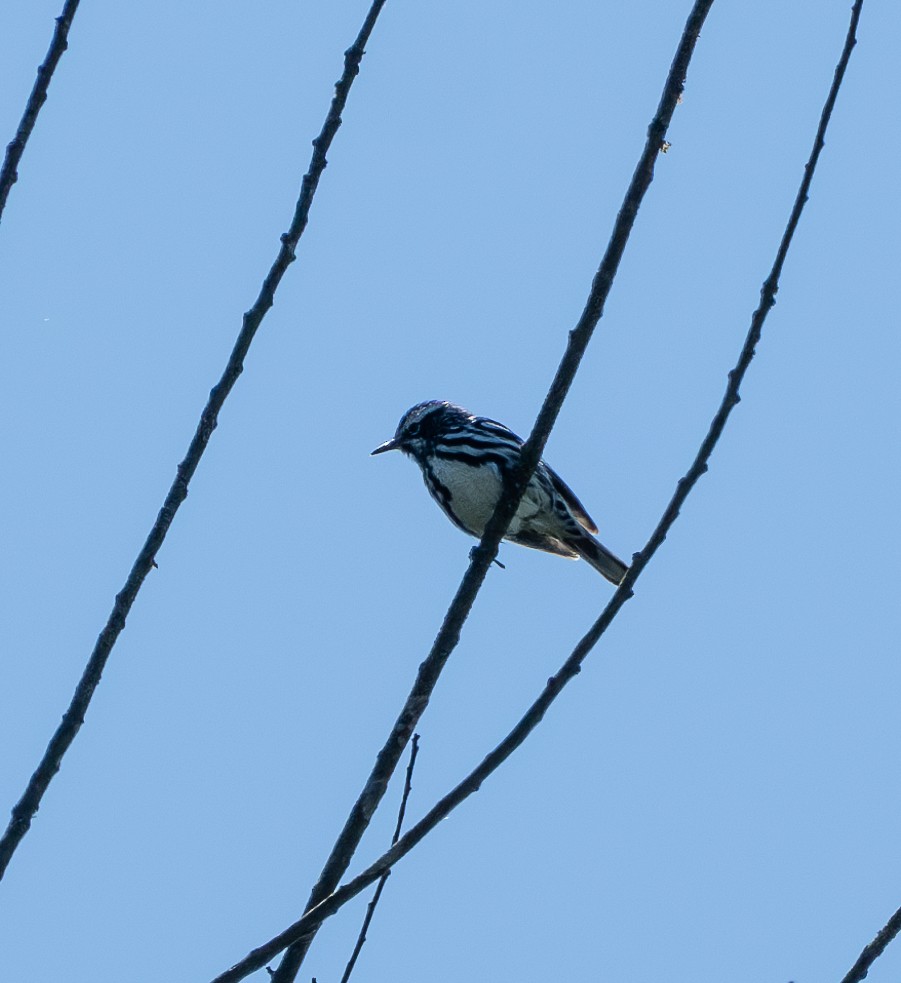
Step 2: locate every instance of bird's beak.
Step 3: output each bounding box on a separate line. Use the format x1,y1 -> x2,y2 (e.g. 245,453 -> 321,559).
371,437 -> 399,456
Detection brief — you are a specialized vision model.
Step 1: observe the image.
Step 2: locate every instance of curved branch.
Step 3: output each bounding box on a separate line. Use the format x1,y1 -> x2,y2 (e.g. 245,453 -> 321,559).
212,1 -> 863,979
0,0 -> 389,882
0,0 -> 81,224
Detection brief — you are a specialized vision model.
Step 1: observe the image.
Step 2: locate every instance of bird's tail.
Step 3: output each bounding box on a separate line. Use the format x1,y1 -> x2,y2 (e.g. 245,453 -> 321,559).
569,533 -> 629,585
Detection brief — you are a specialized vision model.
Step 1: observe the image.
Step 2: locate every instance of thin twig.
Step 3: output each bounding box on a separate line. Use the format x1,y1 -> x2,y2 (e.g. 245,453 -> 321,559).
0,0 -> 389,882
392,734 -> 419,844
220,4 -> 714,982
0,0 -> 80,225
212,1 -> 863,977
337,735 -> 420,983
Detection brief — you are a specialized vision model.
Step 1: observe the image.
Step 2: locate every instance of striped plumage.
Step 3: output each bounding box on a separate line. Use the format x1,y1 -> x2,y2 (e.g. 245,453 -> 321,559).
372,400 -> 628,585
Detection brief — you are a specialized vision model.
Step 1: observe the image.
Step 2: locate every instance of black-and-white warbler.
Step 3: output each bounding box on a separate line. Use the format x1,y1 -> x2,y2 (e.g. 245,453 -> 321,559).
372,400 -> 628,584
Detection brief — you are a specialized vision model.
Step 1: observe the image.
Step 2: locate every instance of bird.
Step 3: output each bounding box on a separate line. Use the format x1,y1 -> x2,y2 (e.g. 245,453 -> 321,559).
371,400 -> 628,584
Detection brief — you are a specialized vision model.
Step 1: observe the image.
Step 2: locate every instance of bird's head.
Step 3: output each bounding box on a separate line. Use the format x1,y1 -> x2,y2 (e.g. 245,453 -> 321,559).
371,400 -> 473,461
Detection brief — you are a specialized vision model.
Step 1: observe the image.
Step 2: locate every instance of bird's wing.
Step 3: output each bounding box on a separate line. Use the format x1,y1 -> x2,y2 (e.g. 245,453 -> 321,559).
477,416 -> 599,534
543,464 -> 599,533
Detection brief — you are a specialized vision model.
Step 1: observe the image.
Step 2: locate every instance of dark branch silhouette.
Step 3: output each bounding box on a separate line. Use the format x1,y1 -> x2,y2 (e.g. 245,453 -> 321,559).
228,3 -> 716,982
337,734 -> 420,983
841,898 -> 901,983
211,1 -> 864,979
0,0 -> 389,882
0,0 -> 80,225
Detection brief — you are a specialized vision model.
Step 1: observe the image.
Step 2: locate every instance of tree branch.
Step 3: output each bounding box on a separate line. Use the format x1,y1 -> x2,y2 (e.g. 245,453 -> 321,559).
0,0 -> 389,882
229,3 -> 716,981
211,1 -> 863,978
338,735 -> 420,983
841,898 -> 901,983
841,900 -> 901,983
0,0 -> 81,225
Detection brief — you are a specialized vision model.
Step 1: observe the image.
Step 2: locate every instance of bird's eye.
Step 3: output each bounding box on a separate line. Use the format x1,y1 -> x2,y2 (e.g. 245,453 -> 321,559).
406,422 -> 421,437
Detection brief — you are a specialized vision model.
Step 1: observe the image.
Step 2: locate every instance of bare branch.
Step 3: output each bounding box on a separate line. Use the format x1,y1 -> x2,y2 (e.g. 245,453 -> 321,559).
226,3 -> 716,981
337,735 -> 420,983
0,0 -> 389,882
0,0 -> 81,225
211,1 -> 863,978
841,899 -> 901,983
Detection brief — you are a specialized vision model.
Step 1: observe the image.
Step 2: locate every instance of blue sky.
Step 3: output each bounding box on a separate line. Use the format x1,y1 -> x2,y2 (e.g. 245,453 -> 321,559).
1,1 -> 899,981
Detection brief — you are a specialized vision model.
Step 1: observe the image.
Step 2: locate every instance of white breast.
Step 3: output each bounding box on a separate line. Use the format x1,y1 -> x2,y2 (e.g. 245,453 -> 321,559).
427,457 -> 502,534
427,457 -> 552,538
